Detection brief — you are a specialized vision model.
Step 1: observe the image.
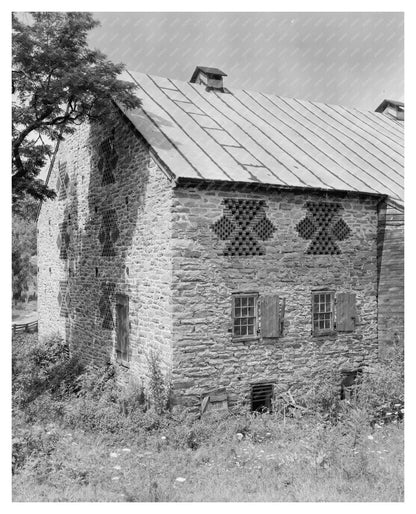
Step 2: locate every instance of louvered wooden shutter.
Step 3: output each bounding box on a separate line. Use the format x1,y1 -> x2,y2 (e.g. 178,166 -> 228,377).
261,295 -> 281,337
336,293 -> 357,332
116,295 -> 130,361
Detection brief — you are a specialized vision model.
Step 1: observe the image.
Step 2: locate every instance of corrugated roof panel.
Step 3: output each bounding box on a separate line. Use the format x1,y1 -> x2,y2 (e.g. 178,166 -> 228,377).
118,71 -> 404,202
239,89 -> 379,195
274,96 -> 403,199
173,79 -> 306,187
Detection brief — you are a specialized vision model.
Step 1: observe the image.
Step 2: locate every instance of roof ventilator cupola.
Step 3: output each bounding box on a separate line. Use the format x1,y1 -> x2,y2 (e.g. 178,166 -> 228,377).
190,66 -> 229,93
375,99 -> 404,121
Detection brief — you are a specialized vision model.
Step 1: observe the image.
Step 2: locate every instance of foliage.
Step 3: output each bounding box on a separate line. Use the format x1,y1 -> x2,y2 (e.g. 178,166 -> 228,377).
12,333 -> 83,410
12,207 -> 37,303
146,351 -> 171,414
12,332 -> 404,500
12,12 -> 141,203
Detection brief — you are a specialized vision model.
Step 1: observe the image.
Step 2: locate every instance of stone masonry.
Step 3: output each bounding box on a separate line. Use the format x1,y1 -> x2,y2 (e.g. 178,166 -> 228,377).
38,110 -> 174,387
38,108 -> 397,410
170,184 -> 380,407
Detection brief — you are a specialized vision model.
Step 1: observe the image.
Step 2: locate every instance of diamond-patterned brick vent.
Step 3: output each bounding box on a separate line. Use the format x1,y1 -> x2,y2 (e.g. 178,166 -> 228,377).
98,133 -> 118,185
57,220 -> 71,259
99,209 -> 120,257
99,282 -> 115,330
56,161 -> 69,200
296,202 -> 351,255
212,199 -> 276,256
58,281 -> 70,318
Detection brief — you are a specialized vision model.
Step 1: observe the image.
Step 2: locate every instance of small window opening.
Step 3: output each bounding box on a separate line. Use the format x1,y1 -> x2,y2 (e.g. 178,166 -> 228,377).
116,294 -> 130,365
312,291 -> 334,334
94,206 -> 98,214
251,383 -> 274,413
95,267 -> 99,277
232,293 -> 258,337
125,196 -> 129,205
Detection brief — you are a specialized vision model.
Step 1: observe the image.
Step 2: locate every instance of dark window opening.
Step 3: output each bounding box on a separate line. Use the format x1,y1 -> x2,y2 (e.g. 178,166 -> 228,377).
95,267 -> 99,277
116,294 -> 130,365
251,383 -> 274,413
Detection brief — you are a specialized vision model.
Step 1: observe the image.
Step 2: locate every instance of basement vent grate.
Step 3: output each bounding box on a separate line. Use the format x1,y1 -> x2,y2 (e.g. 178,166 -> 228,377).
211,199 -> 276,256
98,209 -> 120,257
296,202 -> 351,255
251,383 -> 274,413
98,132 -> 118,185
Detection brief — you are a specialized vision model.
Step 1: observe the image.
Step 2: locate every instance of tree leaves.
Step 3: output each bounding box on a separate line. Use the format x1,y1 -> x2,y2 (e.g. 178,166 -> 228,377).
12,12 -> 141,204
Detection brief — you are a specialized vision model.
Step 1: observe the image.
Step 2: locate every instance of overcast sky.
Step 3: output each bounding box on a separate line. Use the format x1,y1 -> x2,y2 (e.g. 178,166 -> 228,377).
88,11 -> 404,111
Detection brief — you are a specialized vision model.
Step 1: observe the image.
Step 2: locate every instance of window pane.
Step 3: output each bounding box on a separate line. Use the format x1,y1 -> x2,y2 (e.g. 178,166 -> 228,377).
242,307 -> 248,317
248,306 -> 254,316
234,326 -> 241,336
235,298 -> 241,307
241,325 -> 247,336
242,297 -> 247,307
248,297 -> 254,307
248,325 -> 254,335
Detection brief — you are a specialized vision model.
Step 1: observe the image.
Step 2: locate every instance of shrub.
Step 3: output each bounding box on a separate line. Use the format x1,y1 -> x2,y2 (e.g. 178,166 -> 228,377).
146,351 -> 170,414
12,333 -> 84,410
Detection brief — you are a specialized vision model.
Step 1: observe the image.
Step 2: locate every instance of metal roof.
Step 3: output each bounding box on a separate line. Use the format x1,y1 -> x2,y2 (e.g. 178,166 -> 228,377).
119,70 -> 404,203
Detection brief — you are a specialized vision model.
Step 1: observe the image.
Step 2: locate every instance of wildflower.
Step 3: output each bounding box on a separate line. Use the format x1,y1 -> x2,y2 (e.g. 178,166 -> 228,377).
176,477 -> 186,483
236,433 -> 244,441
367,435 -> 374,440
113,465 -> 121,470
121,448 -> 131,452
161,436 -> 167,441
112,476 -> 120,481
110,452 -> 118,458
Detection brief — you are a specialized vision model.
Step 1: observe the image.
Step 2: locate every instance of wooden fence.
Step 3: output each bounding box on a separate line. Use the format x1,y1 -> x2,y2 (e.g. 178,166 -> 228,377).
12,320 -> 38,335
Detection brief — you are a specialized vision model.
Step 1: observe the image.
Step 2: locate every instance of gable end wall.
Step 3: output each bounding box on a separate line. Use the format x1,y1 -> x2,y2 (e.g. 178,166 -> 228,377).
37,111 -> 173,385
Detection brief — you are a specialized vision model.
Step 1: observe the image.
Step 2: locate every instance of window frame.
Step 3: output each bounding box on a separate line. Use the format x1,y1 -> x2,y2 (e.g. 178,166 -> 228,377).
115,293 -> 130,366
231,292 -> 259,339
311,290 -> 335,335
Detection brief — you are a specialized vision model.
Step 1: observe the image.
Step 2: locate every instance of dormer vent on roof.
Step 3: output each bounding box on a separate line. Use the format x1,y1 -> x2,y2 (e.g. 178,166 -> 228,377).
190,66 -> 229,93
375,99 -> 404,121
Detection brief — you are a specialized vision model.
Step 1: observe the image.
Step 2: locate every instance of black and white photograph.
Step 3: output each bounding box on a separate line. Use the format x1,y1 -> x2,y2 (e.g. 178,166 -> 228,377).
10,4 -> 405,504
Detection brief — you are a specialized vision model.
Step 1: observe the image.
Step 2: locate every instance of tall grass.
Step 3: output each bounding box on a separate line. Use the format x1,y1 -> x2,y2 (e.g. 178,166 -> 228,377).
12,333 -> 404,502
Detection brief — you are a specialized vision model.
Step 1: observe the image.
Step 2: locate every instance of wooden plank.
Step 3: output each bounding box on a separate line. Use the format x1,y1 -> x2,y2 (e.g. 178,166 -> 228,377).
261,295 -> 280,338
336,293 -> 357,332
116,296 -> 129,361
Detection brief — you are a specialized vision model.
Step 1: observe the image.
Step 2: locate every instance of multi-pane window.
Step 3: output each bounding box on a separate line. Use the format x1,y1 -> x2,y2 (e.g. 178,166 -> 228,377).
232,294 -> 258,337
312,292 -> 334,333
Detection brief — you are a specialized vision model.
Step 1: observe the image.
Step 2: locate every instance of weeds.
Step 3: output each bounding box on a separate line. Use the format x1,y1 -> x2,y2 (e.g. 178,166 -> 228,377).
12,333 -> 404,501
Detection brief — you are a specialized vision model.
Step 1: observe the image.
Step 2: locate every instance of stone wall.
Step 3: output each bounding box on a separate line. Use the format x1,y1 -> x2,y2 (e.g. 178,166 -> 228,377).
37,110 -> 174,386
377,201 -> 404,356
170,184 -> 380,407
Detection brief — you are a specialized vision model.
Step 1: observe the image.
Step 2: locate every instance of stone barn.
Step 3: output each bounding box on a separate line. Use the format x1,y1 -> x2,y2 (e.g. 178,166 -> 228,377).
37,67 -> 404,410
